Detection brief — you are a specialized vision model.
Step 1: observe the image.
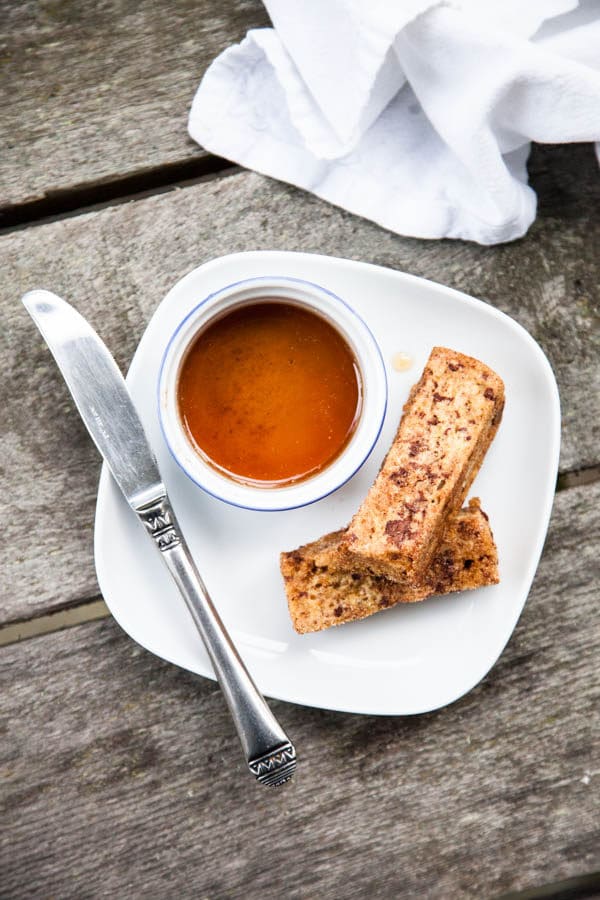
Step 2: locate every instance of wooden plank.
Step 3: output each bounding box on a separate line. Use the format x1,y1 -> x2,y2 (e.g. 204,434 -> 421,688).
1,146 -> 599,626
1,481 -> 598,899
0,0 -> 268,208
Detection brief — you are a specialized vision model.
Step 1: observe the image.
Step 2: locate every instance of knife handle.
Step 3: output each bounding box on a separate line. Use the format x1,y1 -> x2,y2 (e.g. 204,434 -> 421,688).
137,495 -> 296,787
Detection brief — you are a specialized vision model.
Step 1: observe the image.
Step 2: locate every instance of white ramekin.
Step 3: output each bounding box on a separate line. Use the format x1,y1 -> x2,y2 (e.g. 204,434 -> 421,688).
158,275 -> 387,511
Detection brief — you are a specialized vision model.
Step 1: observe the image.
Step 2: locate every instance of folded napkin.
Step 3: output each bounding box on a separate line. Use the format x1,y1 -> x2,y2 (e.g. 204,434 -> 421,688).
189,1 -> 600,244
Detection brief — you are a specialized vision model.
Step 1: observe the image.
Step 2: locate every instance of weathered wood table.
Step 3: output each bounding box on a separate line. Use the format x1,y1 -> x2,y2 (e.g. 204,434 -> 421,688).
1,2 -> 599,897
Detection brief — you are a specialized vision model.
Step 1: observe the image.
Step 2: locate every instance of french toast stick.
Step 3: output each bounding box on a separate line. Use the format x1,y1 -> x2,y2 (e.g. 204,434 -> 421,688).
281,499 -> 498,633
340,347 -> 504,582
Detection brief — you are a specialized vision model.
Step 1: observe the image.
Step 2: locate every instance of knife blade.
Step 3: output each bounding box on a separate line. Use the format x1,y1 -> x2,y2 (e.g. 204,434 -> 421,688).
22,289 -> 296,787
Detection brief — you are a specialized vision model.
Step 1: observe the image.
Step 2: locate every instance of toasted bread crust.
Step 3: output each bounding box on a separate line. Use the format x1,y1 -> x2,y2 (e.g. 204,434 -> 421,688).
341,347 -> 504,581
281,499 -> 499,633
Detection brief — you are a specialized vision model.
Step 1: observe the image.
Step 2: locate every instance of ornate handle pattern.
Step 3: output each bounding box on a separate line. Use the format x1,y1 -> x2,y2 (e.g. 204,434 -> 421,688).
136,495 -> 297,787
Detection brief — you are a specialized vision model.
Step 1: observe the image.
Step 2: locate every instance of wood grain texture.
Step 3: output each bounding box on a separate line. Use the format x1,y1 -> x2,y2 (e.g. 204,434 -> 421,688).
2,145 -> 599,625
0,0 -> 268,207
1,481 -> 598,899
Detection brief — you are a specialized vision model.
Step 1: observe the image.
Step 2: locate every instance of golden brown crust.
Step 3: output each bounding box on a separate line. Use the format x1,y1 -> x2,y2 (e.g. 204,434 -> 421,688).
340,347 -> 504,581
281,499 -> 499,634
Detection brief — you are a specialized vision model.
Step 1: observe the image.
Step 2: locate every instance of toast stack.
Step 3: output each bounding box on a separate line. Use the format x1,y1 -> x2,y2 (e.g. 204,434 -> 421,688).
280,347 -> 504,633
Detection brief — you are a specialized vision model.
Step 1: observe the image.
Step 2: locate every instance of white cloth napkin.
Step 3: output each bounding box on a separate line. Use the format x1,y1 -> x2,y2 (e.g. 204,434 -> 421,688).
189,1 -> 600,245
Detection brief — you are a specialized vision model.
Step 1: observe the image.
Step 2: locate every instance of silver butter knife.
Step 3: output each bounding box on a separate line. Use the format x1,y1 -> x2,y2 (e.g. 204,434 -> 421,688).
22,289 -> 296,787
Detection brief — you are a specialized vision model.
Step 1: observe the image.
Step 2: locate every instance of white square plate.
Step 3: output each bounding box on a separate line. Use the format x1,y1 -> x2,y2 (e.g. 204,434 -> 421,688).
95,251 -> 560,715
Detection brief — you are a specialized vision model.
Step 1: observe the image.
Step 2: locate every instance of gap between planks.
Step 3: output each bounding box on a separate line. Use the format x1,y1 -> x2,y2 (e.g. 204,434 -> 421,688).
556,464 -> 600,492
0,155 -> 240,234
496,870 -> 600,900
1,463 -> 599,650
0,598 -> 109,648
